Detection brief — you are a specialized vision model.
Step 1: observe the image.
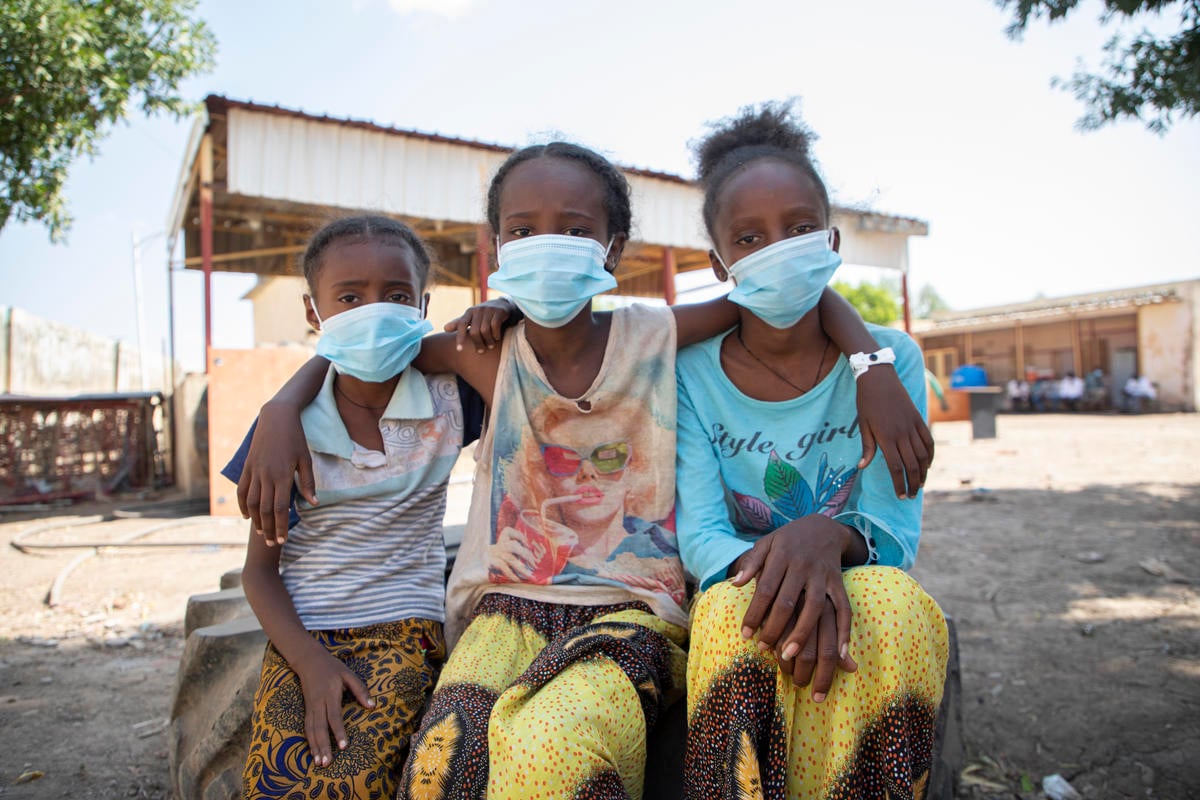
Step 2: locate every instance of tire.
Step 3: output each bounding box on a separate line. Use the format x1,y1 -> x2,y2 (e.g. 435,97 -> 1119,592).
169,570 -> 263,800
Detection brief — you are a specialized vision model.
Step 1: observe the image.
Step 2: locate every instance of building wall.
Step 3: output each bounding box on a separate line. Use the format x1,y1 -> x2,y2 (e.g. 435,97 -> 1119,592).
426,285 -> 476,333
1191,282 -> 1200,412
1139,301 -> 1194,410
249,276 -> 310,346
1,306 -> 167,395
172,372 -> 211,498
248,277 -> 478,348
1021,320 -> 1074,378
207,346 -> 320,515
914,280 -> 1198,412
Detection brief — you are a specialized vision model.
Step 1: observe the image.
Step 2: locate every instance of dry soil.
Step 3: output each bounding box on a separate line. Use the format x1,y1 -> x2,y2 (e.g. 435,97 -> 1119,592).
1,413 -> 1197,799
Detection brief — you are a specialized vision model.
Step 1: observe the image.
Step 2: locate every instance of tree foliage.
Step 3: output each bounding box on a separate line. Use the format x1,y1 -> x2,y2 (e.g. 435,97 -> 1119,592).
998,0 -> 1200,133
831,279 -> 901,326
0,0 -> 216,241
916,283 -> 951,318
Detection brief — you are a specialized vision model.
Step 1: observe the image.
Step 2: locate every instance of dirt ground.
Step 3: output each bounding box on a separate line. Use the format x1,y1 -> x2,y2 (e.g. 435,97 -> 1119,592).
1,413 -> 1197,799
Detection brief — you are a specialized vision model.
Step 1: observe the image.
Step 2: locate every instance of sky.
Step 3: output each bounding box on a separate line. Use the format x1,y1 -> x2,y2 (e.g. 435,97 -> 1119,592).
2,0 -> 1198,372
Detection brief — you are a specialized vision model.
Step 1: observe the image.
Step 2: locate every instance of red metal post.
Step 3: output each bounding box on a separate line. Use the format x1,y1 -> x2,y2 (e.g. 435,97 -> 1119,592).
901,271 -> 912,335
662,246 -> 677,306
199,134 -> 215,369
476,225 -> 490,303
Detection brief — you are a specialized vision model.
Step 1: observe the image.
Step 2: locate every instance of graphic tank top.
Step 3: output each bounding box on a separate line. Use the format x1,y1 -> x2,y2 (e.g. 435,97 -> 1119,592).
444,304 -> 688,643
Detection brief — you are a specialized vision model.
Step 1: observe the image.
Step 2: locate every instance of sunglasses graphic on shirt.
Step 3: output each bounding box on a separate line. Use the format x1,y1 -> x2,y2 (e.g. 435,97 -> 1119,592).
540,442 -> 631,477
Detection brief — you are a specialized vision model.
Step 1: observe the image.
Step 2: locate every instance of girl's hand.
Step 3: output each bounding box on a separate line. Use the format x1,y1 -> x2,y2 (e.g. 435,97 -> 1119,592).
237,400 -> 315,546
855,366 -> 934,498
489,526 -> 537,581
771,596 -> 858,699
444,298 -> 521,354
295,650 -> 374,768
730,516 -> 856,695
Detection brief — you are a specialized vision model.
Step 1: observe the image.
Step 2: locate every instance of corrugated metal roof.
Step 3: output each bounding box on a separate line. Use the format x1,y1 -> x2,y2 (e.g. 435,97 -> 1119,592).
176,95 -> 931,274
921,280 -> 1197,331
206,95 -> 693,185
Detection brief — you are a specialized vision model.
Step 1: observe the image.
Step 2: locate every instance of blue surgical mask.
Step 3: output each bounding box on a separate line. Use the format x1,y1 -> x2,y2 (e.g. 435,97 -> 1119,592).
716,229 -> 841,329
488,234 -> 617,328
313,302 -> 432,383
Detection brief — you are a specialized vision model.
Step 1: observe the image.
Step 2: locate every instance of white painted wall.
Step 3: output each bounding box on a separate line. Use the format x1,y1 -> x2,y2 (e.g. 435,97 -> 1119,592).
1139,294 -> 1197,411
1,306 -> 166,395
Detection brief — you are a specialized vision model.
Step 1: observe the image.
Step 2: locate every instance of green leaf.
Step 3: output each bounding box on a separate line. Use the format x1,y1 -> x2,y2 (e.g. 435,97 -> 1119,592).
0,0 -> 217,241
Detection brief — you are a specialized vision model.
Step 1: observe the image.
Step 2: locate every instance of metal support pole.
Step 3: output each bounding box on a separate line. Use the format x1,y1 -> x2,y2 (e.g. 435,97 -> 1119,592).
165,238 -> 178,488
199,134 -> 214,370
1015,321 -> 1026,380
900,271 -> 912,335
476,225 -> 490,303
662,247 -> 677,306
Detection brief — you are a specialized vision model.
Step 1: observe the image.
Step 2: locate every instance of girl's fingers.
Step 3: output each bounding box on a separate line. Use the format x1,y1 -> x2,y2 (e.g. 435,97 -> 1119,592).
757,570 -> 805,648
731,544 -> 767,586
326,693 -> 349,753
487,313 -> 504,345
740,545 -> 784,639
880,439 -> 907,498
453,316 -> 471,352
306,708 -> 331,767
897,437 -> 923,496
858,423 -> 877,469
807,605 -> 840,701
237,470 -> 253,519
296,453 -> 318,507
343,670 -> 374,710
783,577 -> 826,659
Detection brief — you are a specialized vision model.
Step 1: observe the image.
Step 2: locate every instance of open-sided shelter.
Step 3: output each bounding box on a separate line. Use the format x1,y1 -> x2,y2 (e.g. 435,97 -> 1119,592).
166,95 -> 929,355
164,96 -> 932,512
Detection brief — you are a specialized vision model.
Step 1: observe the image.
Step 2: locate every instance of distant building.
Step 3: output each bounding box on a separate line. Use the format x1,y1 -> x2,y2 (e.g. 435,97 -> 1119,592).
172,95 -> 931,349
912,279 -> 1200,412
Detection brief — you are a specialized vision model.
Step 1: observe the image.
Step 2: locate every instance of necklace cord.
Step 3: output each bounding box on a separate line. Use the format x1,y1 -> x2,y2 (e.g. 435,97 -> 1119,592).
335,381 -> 390,410
736,328 -> 831,395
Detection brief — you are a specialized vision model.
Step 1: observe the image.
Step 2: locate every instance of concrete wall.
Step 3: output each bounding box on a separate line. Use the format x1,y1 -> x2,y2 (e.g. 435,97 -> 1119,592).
247,279 -> 477,348
1191,282 -> 1200,412
1,306 -> 167,395
1139,300 -> 1195,411
172,372 -> 212,499
426,285 -> 475,333
248,276 -> 311,347
207,346 -> 318,516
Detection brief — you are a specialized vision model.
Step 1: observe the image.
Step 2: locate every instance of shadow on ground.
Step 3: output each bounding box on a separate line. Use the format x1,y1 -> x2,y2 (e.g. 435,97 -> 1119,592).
914,482 -> 1200,799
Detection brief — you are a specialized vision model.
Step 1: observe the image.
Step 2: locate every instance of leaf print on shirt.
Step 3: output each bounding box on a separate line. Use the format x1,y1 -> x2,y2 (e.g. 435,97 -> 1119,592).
734,451 -> 858,535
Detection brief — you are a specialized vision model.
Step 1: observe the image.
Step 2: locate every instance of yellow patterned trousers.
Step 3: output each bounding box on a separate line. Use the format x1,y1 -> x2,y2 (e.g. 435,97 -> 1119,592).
686,567 -> 948,800
398,593 -> 688,800
243,619 -> 446,800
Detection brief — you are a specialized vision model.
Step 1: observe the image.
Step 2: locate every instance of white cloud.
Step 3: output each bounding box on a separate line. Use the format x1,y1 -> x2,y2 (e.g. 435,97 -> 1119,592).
386,0 -> 481,19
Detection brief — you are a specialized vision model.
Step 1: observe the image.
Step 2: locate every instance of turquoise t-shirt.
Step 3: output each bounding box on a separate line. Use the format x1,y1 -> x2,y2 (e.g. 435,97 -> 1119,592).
675,324 -> 927,591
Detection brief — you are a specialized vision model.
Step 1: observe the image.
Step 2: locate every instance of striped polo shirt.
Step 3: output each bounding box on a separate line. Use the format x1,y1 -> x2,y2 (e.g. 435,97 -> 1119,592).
223,367 -> 483,630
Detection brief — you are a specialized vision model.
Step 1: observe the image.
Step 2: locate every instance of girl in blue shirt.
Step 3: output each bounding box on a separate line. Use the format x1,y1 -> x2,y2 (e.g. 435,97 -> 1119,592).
676,103 -> 949,800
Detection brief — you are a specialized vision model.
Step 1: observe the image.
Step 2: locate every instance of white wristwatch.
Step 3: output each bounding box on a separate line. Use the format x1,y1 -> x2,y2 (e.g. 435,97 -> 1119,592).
848,347 -> 897,380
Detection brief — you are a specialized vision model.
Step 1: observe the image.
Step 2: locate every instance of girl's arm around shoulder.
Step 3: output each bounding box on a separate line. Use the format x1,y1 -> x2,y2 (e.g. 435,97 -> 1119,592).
413,296 -> 520,406
671,295 -> 740,349
819,289 -> 934,498
412,332 -> 500,408
237,357 -> 328,543
853,329 -> 932,498
834,330 -> 928,570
